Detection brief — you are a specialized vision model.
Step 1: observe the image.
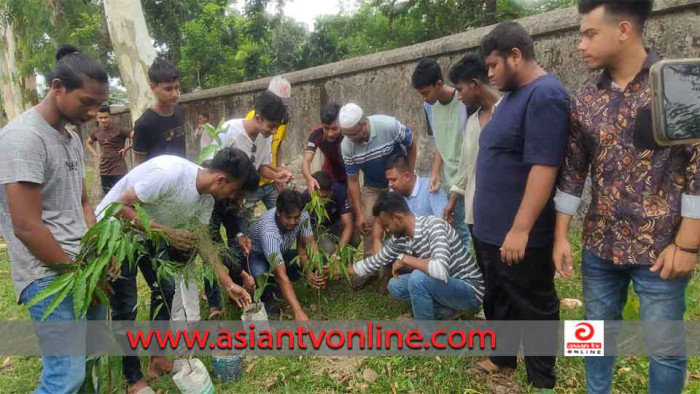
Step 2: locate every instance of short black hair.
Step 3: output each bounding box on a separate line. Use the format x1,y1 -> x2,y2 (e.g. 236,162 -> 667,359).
412,58 -> 443,89
98,104 -> 111,114
277,189 -> 305,215
449,53 -> 489,84
320,104 -> 340,125
385,154 -> 411,172
480,22 -> 535,61
372,192 -> 411,217
255,90 -> 287,124
148,58 -> 180,84
199,113 -> 209,119
209,147 -> 260,192
311,171 -> 332,191
46,45 -> 108,92
578,0 -> 653,31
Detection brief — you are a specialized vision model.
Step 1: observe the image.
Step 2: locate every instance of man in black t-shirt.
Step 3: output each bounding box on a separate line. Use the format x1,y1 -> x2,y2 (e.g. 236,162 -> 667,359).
302,171 -> 358,256
133,58 -> 185,165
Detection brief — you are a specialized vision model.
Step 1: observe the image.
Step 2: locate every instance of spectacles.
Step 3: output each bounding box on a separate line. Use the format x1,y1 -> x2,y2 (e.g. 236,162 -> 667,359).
250,142 -> 257,163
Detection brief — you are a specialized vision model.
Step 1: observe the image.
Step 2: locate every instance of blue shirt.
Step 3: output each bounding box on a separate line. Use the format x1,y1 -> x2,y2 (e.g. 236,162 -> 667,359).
473,75 -> 570,247
401,176 -> 448,218
249,208 -> 313,266
341,115 -> 413,188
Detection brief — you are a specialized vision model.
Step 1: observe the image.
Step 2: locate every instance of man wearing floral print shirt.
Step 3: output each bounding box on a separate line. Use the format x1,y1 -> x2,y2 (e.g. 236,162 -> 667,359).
553,1 -> 700,393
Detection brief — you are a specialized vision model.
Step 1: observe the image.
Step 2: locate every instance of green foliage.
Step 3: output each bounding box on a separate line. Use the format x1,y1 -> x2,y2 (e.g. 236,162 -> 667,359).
253,252 -> 279,303
196,118 -> 227,164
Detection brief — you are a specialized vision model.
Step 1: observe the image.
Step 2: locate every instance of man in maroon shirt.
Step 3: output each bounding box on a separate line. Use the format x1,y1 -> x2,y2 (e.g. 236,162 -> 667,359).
302,104 -> 347,193
86,104 -> 133,195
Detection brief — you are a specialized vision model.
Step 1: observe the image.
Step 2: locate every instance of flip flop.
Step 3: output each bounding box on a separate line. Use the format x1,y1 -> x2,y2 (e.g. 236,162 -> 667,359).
208,309 -> 223,320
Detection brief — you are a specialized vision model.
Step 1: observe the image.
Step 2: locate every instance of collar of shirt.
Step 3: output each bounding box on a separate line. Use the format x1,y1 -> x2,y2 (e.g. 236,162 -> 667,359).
410,175 -> 422,198
596,48 -> 661,90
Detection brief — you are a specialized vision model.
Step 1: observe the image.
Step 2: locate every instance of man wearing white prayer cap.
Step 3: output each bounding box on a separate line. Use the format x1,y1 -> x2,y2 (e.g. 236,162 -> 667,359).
339,103 -> 418,275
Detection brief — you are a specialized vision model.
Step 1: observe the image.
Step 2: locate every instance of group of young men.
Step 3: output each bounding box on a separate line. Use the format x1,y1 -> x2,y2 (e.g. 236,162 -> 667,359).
0,0 -> 698,393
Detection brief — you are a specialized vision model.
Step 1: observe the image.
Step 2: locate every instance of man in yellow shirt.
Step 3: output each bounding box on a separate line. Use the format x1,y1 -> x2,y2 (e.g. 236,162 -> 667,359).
244,77 -> 292,214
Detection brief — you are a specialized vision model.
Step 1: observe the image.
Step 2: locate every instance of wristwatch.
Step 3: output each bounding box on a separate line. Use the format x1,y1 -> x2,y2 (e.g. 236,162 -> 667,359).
396,253 -> 405,263
235,232 -> 245,239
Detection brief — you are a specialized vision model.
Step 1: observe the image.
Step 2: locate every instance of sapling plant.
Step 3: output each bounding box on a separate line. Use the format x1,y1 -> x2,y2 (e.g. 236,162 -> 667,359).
197,118 -> 228,164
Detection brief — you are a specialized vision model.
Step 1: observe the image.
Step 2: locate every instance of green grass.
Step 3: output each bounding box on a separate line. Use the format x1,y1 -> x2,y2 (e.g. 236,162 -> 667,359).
1,237 -> 700,393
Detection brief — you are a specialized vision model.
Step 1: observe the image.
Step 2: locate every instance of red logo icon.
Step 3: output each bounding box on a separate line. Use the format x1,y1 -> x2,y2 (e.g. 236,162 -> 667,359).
574,322 -> 595,341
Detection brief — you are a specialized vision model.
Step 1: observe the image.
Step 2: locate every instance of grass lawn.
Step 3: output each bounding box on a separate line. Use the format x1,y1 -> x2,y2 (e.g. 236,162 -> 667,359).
1,234 -> 700,393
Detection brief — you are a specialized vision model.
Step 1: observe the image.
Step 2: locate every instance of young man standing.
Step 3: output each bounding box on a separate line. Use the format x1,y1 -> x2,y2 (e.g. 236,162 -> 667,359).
443,53 -> 502,275
302,171 -> 358,255
0,45 -> 109,394
302,103 -> 346,193
133,58 -> 185,165
412,58 -> 471,250
96,147 -> 258,393
348,193 -> 483,320
554,1 -> 700,393
86,104 -> 133,195
340,103 -> 417,258
248,190 -> 327,321
470,22 -> 570,391
244,77 -> 293,210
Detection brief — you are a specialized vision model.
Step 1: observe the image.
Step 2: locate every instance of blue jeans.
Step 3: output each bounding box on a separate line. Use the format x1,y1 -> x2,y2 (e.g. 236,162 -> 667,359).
388,270 -> 481,320
20,275 -> 107,394
452,197 -> 472,252
582,249 -> 690,394
245,183 -> 277,215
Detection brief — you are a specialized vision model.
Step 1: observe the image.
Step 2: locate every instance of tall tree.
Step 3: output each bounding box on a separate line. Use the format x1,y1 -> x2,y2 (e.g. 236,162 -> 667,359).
104,0 -> 156,121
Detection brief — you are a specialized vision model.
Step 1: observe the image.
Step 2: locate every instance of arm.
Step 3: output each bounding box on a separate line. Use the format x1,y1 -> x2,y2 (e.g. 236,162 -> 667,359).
650,144 -> 700,279
407,138 -> 418,172
501,165 -> 559,264
553,101 -> 590,277
445,116 -> 473,221
258,165 -> 292,183
371,219 -> 383,256
82,178 -> 96,228
429,152 -> 442,192
132,123 -> 148,166
6,183 -> 72,267
302,151 -> 319,192
347,174 -> 366,233
350,238 -> 404,277
86,136 -> 99,157
337,213 -> 354,252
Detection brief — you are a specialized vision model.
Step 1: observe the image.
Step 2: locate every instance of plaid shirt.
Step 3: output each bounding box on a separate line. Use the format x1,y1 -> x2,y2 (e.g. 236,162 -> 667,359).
555,50 -> 700,265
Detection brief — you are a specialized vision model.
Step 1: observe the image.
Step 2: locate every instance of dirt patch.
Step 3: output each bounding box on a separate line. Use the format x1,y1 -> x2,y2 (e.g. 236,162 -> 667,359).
485,374 -> 525,394
315,356 -> 365,381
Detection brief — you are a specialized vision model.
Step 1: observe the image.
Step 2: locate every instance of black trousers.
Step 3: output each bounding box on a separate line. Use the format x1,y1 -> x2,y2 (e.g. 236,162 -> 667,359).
100,174 -> 123,195
476,241 -> 560,389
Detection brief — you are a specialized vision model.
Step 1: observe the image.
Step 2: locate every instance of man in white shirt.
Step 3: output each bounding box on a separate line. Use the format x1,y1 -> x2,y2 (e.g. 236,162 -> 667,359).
95,147 -> 259,394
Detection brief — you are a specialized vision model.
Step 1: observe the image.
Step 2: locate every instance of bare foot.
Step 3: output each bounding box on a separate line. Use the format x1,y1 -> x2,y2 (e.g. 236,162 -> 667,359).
469,359 -> 512,374
147,356 -> 173,379
127,380 -> 151,394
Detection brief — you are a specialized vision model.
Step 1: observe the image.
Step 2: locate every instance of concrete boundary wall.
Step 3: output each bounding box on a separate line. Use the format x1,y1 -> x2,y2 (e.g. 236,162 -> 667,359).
84,0 -> 700,179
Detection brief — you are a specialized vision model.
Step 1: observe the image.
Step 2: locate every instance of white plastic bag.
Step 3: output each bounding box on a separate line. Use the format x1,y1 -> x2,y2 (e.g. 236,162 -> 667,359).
171,275 -> 201,322
172,358 -> 215,394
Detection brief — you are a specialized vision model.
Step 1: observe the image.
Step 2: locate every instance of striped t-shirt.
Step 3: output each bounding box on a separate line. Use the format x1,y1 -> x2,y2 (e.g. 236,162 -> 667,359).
249,208 -> 312,266
341,115 -> 413,188
353,215 -> 484,300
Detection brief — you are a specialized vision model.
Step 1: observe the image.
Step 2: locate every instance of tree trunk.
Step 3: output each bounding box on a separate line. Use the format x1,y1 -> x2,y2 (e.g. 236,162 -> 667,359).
0,17 -> 30,120
485,0 -> 497,19
103,0 -> 156,122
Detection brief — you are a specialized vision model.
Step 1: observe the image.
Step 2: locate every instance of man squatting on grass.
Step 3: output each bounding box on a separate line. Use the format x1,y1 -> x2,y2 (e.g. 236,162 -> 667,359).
348,192 -> 484,320
95,148 -> 259,393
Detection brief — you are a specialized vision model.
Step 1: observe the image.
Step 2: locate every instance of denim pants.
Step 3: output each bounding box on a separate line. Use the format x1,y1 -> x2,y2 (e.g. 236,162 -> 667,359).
582,249 -> 690,394
245,183 -> 277,214
20,275 -> 107,394
110,248 -> 177,384
452,197 -> 472,253
387,270 -> 481,320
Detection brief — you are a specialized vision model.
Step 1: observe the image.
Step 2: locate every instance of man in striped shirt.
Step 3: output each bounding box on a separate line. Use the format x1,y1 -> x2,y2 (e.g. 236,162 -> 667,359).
348,193 -> 483,320
248,190 -> 327,321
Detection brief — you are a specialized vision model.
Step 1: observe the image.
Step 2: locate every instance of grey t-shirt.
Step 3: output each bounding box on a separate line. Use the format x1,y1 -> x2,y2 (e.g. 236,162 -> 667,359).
0,108 -> 87,302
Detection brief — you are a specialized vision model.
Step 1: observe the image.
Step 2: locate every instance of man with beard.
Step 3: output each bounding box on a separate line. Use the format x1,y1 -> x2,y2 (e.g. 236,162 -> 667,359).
469,22 -> 570,391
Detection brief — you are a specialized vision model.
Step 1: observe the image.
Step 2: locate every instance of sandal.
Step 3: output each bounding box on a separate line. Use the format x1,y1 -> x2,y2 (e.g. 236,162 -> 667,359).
208,309 -> 223,320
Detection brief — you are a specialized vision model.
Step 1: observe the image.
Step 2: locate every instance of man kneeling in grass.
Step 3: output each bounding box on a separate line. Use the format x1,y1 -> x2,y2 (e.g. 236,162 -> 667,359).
348,192 -> 484,320
248,189 -> 328,321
